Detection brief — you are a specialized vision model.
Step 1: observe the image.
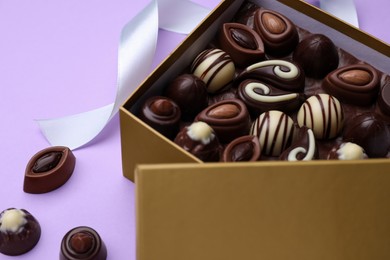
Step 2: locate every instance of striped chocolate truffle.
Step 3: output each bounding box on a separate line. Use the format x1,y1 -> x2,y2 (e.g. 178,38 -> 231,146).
297,94 -> 344,139
250,110 -> 294,156
191,48 -> 235,93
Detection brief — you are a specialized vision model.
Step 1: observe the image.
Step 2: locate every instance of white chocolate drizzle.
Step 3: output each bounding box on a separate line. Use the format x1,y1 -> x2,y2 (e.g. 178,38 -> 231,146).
287,128 -> 316,161
244,82 -> 298,103
0,209 -> 27,233
245,60 -> 299,79
337,142 -> 365,160
187,121 -> 215,145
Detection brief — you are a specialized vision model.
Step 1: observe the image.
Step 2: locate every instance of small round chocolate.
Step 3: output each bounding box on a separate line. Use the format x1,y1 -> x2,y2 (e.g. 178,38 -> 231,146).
139,96 -> 181,139
60,226 -> 107,260
0,208 -> 41,256
250,110 -> 294,157
297,94 -> 344,140
174,121 -> 221,162
221,135 -> 261,162
165,74 -> 208,119
191,48 -> 235,93
327,142 -> 366,160
293,34 -> 339,79
279,126 -> 318,161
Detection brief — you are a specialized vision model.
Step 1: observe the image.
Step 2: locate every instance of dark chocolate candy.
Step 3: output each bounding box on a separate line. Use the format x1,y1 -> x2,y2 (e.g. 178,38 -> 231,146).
194,99 -> 251,143
165,74 -> 208,119
221,135 -> 261,162
279,126 -> 318,161
139,96 -> 181,139
0,208 -> 41,256
327,142 -> 366,160
253,9 -> 299,56
237,59 -> 305,92
378,79 -> 390,116
322,64 -> 380,106
60,226 -> 107,260
293,34 -> 339,79
219,22 -> 265,67
24,146 -> 76,194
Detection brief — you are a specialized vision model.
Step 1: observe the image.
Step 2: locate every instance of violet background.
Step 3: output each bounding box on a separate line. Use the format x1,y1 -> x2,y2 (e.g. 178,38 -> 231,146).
0,0 -> 389,259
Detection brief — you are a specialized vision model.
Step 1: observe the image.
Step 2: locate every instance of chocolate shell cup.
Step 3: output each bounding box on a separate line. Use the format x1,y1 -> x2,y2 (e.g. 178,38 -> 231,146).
253,8 -> 299,57
24,146 -> 76,194
221,135 -> 261,162
219,22 -> 265,67
322,64 -> 380,106
279,126 -> 318,161
194,99 -> 251,144
60,226 -> 107,260
0,208 -> 41,256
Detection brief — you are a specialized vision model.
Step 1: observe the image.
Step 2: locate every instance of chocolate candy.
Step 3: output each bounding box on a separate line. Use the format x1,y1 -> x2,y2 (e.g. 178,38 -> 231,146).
237,59 -> 305,92
253,9 -> 299,57
191,48 -> 235,93
0,208 -> 41,256
378,79 -> 390,116
343,113 -> 390,158
194,99 -> 251,143
297,94 -> 344,140
219,22 -> 265,67
165,74 -> 208,119
60,226 -> 107,260
174,121 -> 221,162
24,146 -> 76,194
279,126 -> 318,161
322,64 -> 380,106
250,110 -> 294,156
221,135 -> 261,162
139,96 -> 181,139
237,79 -> 304,115
293,34 -> 339,79
327,142 -> 366,160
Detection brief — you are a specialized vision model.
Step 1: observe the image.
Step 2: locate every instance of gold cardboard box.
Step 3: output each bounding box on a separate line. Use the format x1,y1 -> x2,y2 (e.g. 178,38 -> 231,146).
119,0 -> 390,181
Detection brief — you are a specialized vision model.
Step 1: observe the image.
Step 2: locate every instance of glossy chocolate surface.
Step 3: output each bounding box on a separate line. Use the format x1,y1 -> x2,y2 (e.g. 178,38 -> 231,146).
280,126 -> 318,161
327,142 -> 366,160
0,208 -> 41,256
221,135 -> 261,162
24,146 -> 76,194
378,80 -> 390,116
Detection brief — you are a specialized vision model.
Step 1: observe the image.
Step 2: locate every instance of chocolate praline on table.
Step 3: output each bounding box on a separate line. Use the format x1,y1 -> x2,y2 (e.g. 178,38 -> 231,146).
24,146 -> 76,194
0,208 -> 41,256
293,34 -> 339,79
164,74 -> 208,119
139,96 -> 181,139
221,135 -> 261,162
219,22 -> 265,67
279,126 -> 318,161
60,226 -> 107,260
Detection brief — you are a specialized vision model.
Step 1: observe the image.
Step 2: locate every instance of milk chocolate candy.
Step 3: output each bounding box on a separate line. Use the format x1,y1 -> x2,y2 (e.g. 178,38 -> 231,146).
60,226 -> 107,260
24,146 -> 76,194
194,99 -> 251,143
221,135 -> 261,162
327,142 -> 366,160
0,208 -> 41,256
253,9 -> 299,57
279,126 -> 318,161
219,22 -> 265,67
323,64 -> 380,106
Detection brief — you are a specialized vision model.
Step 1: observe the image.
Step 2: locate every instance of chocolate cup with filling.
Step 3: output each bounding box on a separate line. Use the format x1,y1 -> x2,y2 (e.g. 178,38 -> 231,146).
219,22 -> 265,67
221,135 -> 261,162
0,208 -> 41,256
60,226 -> 107,260
24,146 -> 76,194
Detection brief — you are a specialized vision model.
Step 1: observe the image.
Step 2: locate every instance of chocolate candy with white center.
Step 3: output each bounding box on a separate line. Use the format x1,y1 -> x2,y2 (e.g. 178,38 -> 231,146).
0,208 -> 41,256
297,94 -> 344,140
194,99 -> 251,143
191,48 -> 236,93
293,34 -> 339,79
60,226 -> 107,260
253,8 -> 299,57
219,22 -> 265,67
322,64 -> 380,106
327,142 -> 366,160
280,126 -> 318,161
174,121 -> 221,162
24,146 -> 76,194
250,110 -> 294,157
221,135 -> 261,162
139,96 -> 181,139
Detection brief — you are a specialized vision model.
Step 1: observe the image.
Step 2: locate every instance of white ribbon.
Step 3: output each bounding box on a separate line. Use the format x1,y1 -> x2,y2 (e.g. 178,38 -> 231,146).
36,0 -> 211,150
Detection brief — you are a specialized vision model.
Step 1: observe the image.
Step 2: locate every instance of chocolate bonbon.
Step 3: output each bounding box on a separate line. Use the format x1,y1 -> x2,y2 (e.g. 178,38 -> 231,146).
60,226 -> 107,260
327,142 -> 366,160
378,80 -> 390,116
279,126 -> 318,161
221,135 -> 261,162
24,146 -> 76,194
0,208 -> 41,256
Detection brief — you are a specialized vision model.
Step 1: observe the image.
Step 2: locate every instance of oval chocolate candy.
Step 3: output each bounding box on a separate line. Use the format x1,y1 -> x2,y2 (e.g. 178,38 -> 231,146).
322,64 -> 380,106
221,135 -> 261,162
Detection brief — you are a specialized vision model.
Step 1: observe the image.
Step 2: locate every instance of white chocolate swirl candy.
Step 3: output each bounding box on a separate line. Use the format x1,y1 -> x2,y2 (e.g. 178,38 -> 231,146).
297,94 -> 344,139
244,82 -> 299,102
250,110 -> 294,156
280,126 -> 317,161
246,60 -> 299,79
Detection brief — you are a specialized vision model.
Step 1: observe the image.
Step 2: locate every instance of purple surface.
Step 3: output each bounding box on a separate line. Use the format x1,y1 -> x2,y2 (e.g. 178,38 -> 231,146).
0,0 -> 388,259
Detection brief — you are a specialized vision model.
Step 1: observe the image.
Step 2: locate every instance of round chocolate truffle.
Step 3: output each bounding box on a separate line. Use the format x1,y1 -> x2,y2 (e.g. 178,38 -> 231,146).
139,96 -> 181,139
191,48 -> 235,93
165,74 -> 208,119
0,208 -> 41,256
221,135 -> 261,162
279,126 -> 318,161
293,34 -> 339,79
60,226 -> 107,260
327,142 -> 366,160
174,121 -> 221,162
